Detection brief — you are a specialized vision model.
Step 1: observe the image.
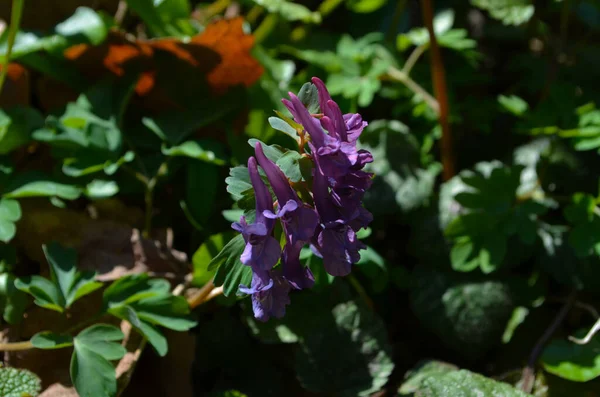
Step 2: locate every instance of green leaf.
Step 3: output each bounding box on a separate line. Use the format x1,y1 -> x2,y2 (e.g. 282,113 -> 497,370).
31,331 -> 74,349
54,7 -> 110,45
0,107 -> 44,155
276,151 -> 303,183
142,88 -> 243,145
295,300 -> 394,396
297,82 -> 320,114
14,275 -> 64,312
398,360 -> 458,395
125,0 -> 192,37
129,295 -> 196,331
108,304 -> 168,356
103,274 -> 195,356
537,224 -> 600,291
410,265 -> 516,360
251,0 -> 321,23
103,274 -> 170,309
3,173 -> 81,200
0,7 -> 111,61
161,140 -> 227,165
0,367 -> 42,397
43,242 -> 102,307
70,324 -> 126,397
0,199 -> 21,243
499,94 -> 529,116
0,273 -> 27,324
541,330 -> 600,382
420,369 -> 533,396
471,0 -> 534,25
84,180 -> 119,199
192,232 -> 237,286
346,0 -> 388,13
212,235 -> 252,297
268,117 -> 298,141
361,120 -> 440,214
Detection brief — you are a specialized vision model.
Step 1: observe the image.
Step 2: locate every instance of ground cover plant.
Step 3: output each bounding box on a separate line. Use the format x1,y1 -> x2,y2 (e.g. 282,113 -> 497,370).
1,0 -> 600,396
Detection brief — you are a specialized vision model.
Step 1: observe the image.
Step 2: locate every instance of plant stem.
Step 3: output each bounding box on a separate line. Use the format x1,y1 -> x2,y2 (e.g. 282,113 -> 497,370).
143,161 -> 169,238
253,14 -> 278,45
348,274 -> 374,310
403,44 -> 427,75
0,340 -> 32,351
187,281 -> 223,309
114,0 -> 128,26
420,0 -> 455,181
386,0 -> 408,42
0,0 -> 25,96
246,5 -> 264,24
520,290 -> 576,393
387,65 -> 440,114
318,0 -> 344,17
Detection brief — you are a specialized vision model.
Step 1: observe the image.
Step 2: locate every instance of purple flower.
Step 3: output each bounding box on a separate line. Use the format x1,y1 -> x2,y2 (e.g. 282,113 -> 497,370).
239,269 -> 291,322
310,158 -> 366,276
254,143 -> 319,245
282,242 -> 315,290
231,157 -> 281,271
313,223 -> 365,277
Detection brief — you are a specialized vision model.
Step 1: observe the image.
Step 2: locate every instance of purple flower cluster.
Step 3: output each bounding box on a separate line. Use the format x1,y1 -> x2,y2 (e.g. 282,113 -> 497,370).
233,77 -> 373,321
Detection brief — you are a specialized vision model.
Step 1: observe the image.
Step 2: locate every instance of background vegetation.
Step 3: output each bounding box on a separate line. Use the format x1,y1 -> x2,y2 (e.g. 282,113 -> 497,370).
1,0 -> 600,396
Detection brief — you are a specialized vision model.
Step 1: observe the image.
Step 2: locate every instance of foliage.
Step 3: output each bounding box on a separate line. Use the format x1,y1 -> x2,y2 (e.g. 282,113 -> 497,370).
1,0 -> 600,396
0,366 -> 41,397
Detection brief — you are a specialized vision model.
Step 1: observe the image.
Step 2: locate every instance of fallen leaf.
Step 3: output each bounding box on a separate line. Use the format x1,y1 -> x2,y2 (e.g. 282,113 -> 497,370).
191,17 -> 264,92
63,17 -> 262,101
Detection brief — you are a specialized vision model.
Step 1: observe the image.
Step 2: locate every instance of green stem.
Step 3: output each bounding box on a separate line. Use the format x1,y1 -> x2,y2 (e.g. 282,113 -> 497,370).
347,274 -> 374,310
0,0 -> 25,96
317,0 -> 344,17
0,340 -> 33,351
144,161 -> 169,238
387,65 -> 439,114
253,14 -> 278,45
386,0 -> 408,42
402,44 -> 427,75
246,5 -> 264,24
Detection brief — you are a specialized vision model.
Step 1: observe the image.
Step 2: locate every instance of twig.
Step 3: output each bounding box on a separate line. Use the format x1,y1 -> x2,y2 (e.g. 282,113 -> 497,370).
569,317 -> 600,345
0,340 -> 32,352
403,44 -> 427,75
420,0 -> 455,181
387,66 -> 440,114
520,290 -> 576,393
187,281 -> 223,309
0,0 -> 25,96
253,14 -> 278,45
114,0 -> 128,26
386,0 -> 408,42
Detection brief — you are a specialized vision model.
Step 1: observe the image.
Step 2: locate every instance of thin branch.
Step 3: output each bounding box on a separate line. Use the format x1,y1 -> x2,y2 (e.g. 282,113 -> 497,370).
403,44 -> 428,75
187,281 -> 221,309
420,0 -> 455,181
0,0 -> 25,96
520,291 -> 576,393
114,0 -> 128,26
386,0 -> 408,42
387,66 -> 440,114
0,340 -> 33,352
569,317 -> 600,345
